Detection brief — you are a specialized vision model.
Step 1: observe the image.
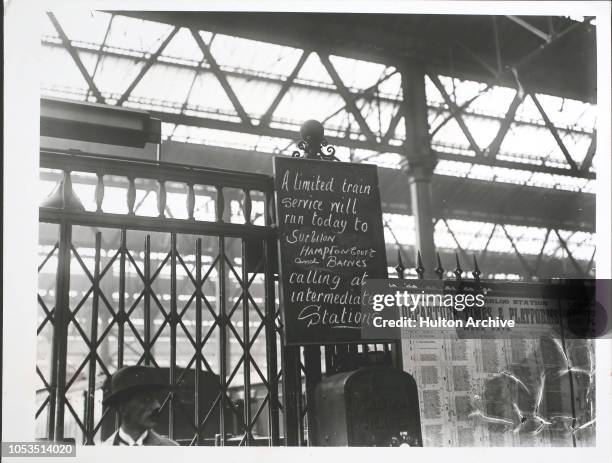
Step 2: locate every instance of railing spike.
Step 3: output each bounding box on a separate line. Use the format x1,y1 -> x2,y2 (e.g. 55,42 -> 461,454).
416,250 -> 425,280
472,254 -> 482,281
395,247 -> 405,279
434,252 -> 444,280
454,252 -> 463,280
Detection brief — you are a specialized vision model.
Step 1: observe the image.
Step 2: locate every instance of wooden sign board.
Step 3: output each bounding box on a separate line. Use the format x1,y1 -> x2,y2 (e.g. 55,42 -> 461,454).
273,157 -> 388,345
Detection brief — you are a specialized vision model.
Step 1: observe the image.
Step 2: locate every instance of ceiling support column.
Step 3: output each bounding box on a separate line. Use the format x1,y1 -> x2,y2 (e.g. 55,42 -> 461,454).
401,63 -> 438,278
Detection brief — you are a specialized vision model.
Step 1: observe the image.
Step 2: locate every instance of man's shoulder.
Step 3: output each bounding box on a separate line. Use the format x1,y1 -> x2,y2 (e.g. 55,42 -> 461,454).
147,430 -> 180,446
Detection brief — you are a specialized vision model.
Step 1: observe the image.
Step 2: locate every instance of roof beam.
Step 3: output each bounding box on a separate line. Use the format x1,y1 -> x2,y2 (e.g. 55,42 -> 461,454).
116,26 -> 179,106
318,52 -> 378,143
428,73 -> 483,157
381,105 -> 404,146
580,129 -> 597,172
485,91 -> 525,158
41,39 -> 595,137
554,229 -> 587,277
148,110 -> 595,179
501,223 -> 536,278
506,16 -> 551,43
46,12 -> 105,103
530,92 -> 579,171
190,28 -> 252,126
259,50 -> 310,127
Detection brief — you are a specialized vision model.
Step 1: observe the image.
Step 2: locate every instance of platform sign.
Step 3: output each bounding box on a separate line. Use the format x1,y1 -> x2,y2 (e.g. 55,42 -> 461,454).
274,156 -> 388,345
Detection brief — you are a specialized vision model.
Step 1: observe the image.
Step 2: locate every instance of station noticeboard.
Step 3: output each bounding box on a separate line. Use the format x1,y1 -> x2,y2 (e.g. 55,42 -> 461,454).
273,156 -> 388,345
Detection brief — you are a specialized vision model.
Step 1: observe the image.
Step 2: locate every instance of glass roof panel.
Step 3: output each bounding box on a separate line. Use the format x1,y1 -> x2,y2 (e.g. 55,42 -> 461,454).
328,55 -> 388,91
129,63 -> 195,105
273,86 -> 345,123
500,123 -> 563,161
360,100 -> 398,138
50,11 -> 112,45
468,86 -> 517,116
87,52 -> 147,97
41,12 -> 59,38
208,33 -> 303,78
462,115 -> 500,149
295,53 -> 334,85
533,93 -> 597,132
383,213 -> 415,246
431,117 -> 475,154
104,15 -> 174,53
225,76 -> 282,119
40,46 -> 89,92
186,72 -> 237,114
161,27 -> 204,61
437,76 -> 490,106
377,71 -> 402,99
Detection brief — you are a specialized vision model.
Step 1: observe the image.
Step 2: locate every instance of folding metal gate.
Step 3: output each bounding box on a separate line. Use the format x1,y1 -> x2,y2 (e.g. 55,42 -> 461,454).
37,149 -> 285,445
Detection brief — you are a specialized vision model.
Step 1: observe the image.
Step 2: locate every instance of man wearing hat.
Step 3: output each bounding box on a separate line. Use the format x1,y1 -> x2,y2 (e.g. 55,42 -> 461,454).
102,366 -> 179,446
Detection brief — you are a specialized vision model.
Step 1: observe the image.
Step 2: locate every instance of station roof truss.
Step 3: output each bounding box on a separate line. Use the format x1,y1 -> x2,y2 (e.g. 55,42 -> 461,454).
39,11 -> 598,278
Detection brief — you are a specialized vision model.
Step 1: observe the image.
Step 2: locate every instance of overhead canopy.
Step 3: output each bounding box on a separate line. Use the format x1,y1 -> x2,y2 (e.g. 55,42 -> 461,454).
118,12 -> 597,103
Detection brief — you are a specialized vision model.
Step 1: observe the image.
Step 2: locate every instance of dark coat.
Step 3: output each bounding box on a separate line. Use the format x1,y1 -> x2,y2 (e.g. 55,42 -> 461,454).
103,429 -> 179,446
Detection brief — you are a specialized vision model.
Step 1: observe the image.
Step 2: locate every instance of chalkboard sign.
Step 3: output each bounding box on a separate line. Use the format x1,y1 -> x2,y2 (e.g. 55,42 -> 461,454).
274,156 -> 388,345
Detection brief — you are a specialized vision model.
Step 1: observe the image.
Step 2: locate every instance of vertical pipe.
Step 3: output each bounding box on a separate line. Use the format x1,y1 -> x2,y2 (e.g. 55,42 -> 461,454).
303,346 -> 321,445
243,190 -> 252,224
144,236 -> 151,366
401,63 -> 437,277
127,178 -> 136,215
296,347 -> 305,446
263,235 -> 279,445
118,229 -> 126,368
52,220 -> 72,441
281,345 -> 300,446
169,232 -> 177,440
187,183 -> 196,220
241,239 -> 252,443
95,174 -> 104,213
195,238 -> 203,445
217,235 -> 227,446
85,232 -> 101,444
556,298 -> 577,447
158,180 -> 167,218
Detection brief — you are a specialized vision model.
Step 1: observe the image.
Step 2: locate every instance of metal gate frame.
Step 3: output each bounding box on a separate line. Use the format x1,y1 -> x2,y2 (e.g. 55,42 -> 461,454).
37,149 -> 282,445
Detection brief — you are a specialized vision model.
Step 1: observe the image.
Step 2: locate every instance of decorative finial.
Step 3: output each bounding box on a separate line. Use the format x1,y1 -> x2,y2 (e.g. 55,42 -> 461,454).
292,120 -> 338,160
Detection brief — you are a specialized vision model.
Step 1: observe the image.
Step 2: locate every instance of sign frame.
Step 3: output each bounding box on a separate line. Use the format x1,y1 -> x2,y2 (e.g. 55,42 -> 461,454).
273,156 -> 389,346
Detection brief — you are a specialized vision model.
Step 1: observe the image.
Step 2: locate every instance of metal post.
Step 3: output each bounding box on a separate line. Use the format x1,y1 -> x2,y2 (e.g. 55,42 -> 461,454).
401,63 -> 438,277
51,220 -> 72,441
118,229 -> 127,368
281,345 -> 301,446
85,232 -> 101,444
144,236 -> 152,365
169,233 -> 177,439
241,239 -> 252,444
195,238 -> 203,445
303,346 -> 321,445
263,236 -> 280,445
217,235 -> 227,446
263,190 -> 280,445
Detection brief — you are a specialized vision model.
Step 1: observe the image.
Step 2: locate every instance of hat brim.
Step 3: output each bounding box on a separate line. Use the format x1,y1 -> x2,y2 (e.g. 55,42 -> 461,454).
103,384 -> 170,407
